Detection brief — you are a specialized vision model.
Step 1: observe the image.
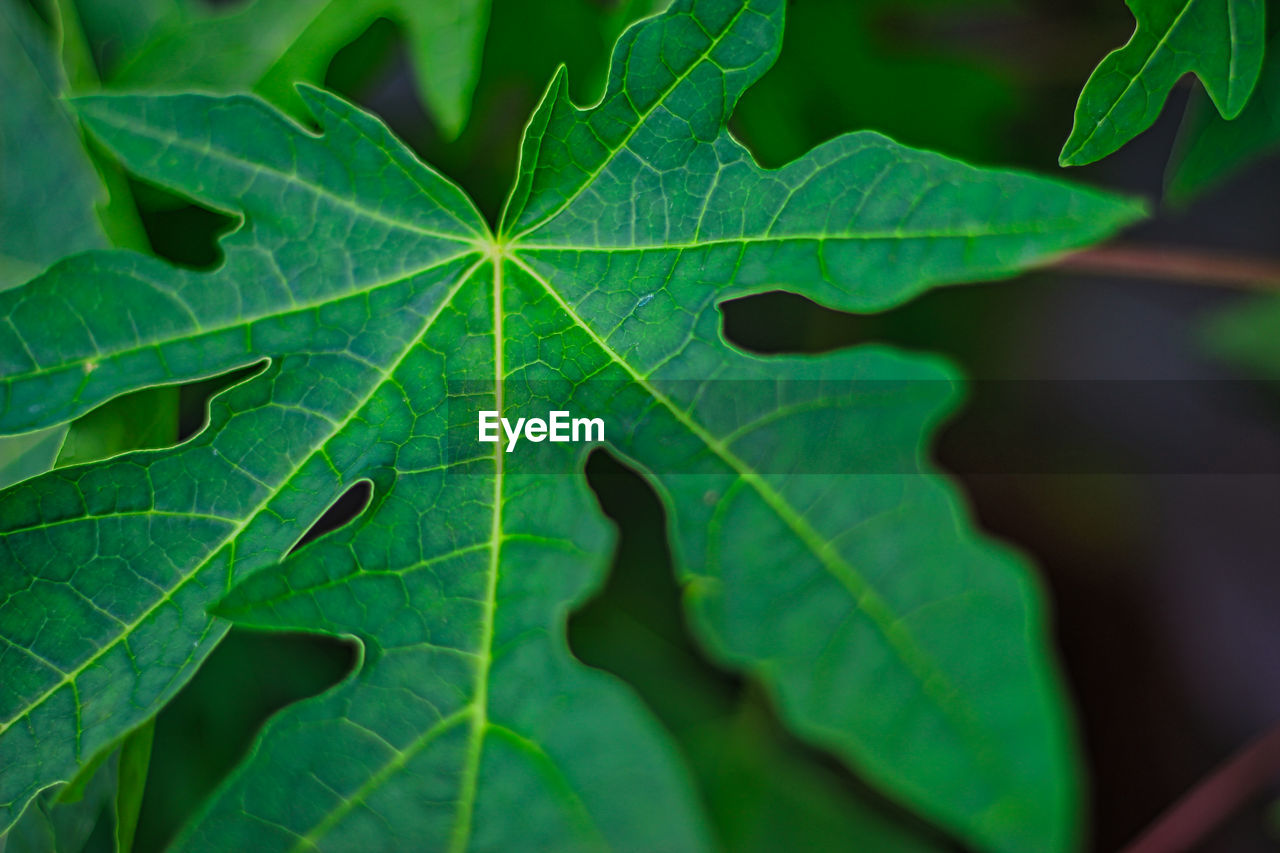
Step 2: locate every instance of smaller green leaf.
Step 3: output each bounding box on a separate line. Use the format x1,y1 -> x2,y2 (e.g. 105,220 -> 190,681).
1060,0 -> 1266,167
74,0 -> 180,72
106,0 -> 491,138
1168,24 -> 1280,201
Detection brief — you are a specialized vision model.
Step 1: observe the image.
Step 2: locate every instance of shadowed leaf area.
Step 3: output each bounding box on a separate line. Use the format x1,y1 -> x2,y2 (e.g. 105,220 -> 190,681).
79,0 -> 491,137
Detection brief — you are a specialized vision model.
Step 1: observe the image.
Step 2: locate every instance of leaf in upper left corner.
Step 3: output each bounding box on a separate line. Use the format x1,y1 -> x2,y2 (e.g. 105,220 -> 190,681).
0,0 -> 110,489
0,0 -> 108,286
95,0 -> 490,138
1060,0 -> 1266,167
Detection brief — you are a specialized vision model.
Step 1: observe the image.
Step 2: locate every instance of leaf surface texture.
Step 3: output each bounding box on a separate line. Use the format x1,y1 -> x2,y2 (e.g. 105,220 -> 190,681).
0,2 -> 1145,850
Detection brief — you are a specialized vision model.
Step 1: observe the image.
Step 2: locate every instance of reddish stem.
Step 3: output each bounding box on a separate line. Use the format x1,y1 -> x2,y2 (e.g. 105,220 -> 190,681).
1123,723 -> 1280,853
1053,245 -> 1280,291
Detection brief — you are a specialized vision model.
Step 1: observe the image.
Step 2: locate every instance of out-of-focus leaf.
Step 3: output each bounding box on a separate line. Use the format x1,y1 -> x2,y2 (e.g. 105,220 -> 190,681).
2,721 -> 154,853
0,1 -> 1143,850
74,0 -> 177,74
0,0 -> 108,492
0,0 -> 107,287
114,721 -> 153,853
1204,295 -> 1280,379
102,0 -> 490,138
1169,24 -> 1280,201
734,0 -> 1022,166
1060,0 -> 1266,166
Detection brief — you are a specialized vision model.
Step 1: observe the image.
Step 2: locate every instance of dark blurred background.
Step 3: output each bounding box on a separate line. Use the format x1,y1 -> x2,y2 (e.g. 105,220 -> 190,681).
113,0 -> 1280,850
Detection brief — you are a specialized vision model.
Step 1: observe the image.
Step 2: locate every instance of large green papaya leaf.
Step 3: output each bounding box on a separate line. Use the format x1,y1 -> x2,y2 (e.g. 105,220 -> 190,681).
95,0 -> 490,138
1060,0 -> 1266,167
0,1 -> 1144,850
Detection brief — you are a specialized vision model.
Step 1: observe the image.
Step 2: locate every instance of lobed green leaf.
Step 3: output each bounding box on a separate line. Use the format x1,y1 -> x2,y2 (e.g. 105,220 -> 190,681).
1168,22 -> 1280,201
0,1 -> 1146,851
1060,0 -> 1266,167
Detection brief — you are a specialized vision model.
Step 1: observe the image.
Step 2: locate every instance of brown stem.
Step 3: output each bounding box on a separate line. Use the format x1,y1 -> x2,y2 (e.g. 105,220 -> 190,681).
1052,245 -> 1280,291
1123,722 -> 1280,853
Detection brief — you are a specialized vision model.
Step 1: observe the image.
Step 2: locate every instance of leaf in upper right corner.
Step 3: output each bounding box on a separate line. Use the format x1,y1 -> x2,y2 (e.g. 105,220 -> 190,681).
1060,0 -> 1266,167
1167,22 -> 1280,202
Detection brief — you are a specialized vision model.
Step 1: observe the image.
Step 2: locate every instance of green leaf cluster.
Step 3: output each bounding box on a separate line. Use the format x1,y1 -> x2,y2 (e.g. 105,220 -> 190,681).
0,1 -> 1150,851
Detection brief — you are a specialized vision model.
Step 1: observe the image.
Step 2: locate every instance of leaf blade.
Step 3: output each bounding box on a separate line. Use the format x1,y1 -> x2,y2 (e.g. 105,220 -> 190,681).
0,2 -> 1149,851
0,87 -> 484,834
1060,0 -> 1266,166
1168,24 -> 1280,200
